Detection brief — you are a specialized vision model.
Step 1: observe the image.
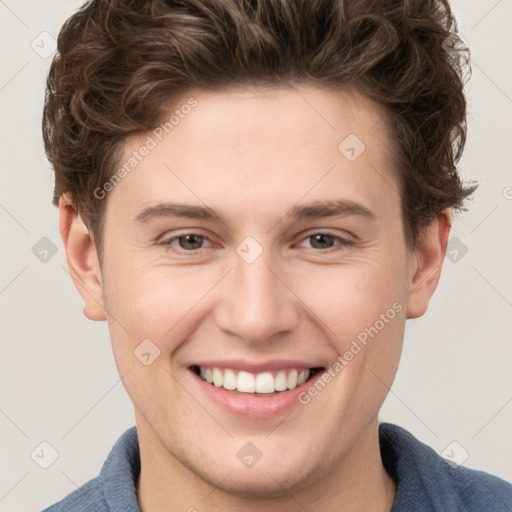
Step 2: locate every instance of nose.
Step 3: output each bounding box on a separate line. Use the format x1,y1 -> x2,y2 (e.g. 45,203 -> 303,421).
214,247 -> 300,344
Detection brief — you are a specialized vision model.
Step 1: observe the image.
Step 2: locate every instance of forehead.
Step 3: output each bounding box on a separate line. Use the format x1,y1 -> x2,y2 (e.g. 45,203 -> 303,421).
160,85 -> 389,151
107,85 -> 399,225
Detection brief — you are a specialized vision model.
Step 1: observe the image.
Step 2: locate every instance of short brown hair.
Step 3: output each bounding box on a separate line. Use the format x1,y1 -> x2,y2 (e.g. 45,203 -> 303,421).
43,0 -> 476,263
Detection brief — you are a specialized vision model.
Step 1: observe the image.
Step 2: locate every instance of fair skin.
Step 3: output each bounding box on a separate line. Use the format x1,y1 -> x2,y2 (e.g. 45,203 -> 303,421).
59,85 -> 451,511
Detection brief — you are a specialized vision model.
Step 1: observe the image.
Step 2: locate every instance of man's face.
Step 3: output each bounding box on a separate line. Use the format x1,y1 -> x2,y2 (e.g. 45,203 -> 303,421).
97,86 -> 416,494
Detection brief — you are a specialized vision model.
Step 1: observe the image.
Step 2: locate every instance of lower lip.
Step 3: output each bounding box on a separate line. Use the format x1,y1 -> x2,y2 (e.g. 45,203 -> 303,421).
188,369 -> 324,419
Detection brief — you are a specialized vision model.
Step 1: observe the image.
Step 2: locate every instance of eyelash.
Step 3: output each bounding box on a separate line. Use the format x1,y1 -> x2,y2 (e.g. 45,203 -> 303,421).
158,231 -> 354,255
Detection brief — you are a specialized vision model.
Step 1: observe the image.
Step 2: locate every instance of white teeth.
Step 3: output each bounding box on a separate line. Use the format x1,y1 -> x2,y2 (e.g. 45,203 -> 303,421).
255,372 -> 274,393
287,369 -> 298,389
223,369 -> 237,390
212,368 -> 223,387
195,366 -> 311,394
237,371 -> 255,393
274,370 -> 288,391
297,370 -> 308,386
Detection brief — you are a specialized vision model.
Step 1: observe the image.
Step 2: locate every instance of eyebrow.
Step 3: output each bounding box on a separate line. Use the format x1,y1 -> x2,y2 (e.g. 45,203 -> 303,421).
134,199 -> 376,224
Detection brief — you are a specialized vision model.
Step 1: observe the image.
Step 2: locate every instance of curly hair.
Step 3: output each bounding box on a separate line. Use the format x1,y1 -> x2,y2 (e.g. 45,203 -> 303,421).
43,0 -> 476,263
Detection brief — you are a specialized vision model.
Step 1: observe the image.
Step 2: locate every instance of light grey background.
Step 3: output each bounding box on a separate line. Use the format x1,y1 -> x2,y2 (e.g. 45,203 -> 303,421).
1,1 -> 511,511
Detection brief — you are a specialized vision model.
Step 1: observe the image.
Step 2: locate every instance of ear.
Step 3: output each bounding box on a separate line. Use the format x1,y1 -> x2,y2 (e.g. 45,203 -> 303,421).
59,194 -> 106,321
406,209 -> 452,319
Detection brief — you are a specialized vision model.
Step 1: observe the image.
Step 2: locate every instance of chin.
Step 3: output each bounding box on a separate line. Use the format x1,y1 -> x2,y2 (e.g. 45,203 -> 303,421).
193,460 -> 314,499
211,476 -> 301,499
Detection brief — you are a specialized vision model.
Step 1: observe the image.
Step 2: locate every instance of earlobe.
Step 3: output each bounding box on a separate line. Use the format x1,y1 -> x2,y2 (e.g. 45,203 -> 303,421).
59,194 -> 107,321
406,209 -> 452,319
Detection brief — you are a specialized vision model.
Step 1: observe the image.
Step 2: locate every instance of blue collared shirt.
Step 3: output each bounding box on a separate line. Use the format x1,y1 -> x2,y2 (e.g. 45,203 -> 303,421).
41,423 -> 512,511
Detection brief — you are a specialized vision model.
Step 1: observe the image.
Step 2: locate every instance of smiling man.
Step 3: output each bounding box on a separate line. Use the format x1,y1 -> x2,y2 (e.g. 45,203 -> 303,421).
41,1 -> 512,511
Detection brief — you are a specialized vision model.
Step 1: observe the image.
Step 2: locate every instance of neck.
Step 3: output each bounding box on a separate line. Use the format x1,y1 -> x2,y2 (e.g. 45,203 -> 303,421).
135,415 -> 396,512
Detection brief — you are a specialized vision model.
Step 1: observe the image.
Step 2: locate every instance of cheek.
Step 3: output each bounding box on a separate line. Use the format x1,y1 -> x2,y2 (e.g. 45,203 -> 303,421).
104,265 -> 207,368
296,255 -> 406,338
103,268 -> 201,416
293,252 -> 407,398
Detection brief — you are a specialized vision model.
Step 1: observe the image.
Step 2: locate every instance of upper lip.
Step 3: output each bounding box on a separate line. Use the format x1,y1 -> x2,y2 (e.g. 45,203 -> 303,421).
190,359 -> 324,373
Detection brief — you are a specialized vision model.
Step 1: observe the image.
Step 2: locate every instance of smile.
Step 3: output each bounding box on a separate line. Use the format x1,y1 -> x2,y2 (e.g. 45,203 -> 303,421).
190,365 -> 324,395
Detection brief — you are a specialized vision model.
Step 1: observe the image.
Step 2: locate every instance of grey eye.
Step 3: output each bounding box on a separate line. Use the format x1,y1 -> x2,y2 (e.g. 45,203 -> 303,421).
176,234 -> 205,250
307,234 -> 336,249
